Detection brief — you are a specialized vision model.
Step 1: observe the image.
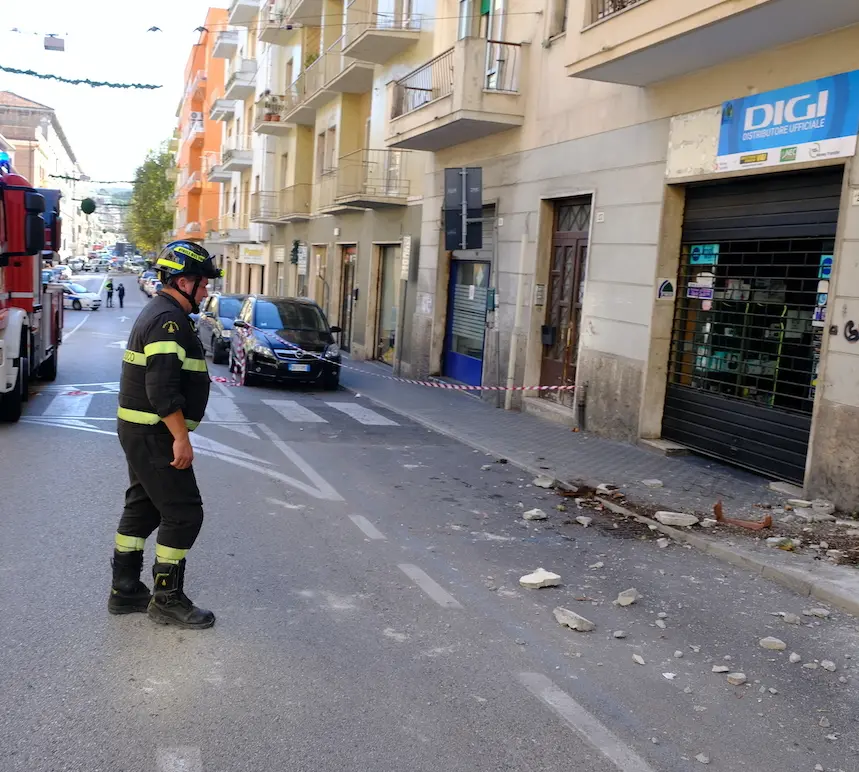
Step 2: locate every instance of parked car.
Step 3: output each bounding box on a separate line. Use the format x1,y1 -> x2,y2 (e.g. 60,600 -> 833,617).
144,279 -> 162,297
196,293 -> 247,365
53,265 -> 72,281
61,281 -> 101,311
230,296 -> 341,389
138,270 -> 157,290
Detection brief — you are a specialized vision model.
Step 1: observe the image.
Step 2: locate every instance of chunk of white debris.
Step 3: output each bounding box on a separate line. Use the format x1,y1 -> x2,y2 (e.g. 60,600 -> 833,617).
768,688 -> 778,694
803,608 -> 831,618
700,518 -> 718,528
789,652 -> 802,663
819,717 -> 831,728
712,665 -> 731,673
821,660 -> 837,672
533,475 -> 554,488
519,568 -> 562,589
657,612 -> 668,619
727,672 -> 747,686
632,654 -> 645,665
657,537 -> 671,549
523,508 -> 548,521
480,464 -> 492,471
654,511 -> 699,527
615,588 -> 641,607
772,611 -> 802,625
803,663 -> 818,670
655,619 -> 667,629
553,607 -> 595,632
695,753 -> 711,765
811,499 -> 836,516
589,561 -> 604,569
787,498 -> 812,508
642,479 -> 663,488
662,672 -> 676,680
613,630 -> 627,639
759,636 -> 787,651
674,650 -> 684,659
814,764 -> 824,771
575,516 -> 593,527
596,483 -> 617,495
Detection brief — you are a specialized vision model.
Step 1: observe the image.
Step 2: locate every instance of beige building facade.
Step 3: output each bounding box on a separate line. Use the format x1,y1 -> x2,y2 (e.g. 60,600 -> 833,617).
213,0 -> 859,507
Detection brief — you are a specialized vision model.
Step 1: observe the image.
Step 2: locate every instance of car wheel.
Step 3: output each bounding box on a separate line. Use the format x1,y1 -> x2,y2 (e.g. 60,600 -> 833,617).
38,350 -> 58,381
212,337 -> 227,365
323,372 -> 340,391
72,299 -> 82,311
0,360 -> 24,422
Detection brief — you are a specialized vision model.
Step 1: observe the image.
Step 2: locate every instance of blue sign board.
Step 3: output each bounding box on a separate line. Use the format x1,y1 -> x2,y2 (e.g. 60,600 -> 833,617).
716,70 -> 859,172
689,244 -> 719,266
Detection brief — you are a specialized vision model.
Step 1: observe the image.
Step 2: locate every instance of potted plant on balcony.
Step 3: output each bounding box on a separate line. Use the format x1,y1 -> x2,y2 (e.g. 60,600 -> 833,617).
304,51 -> 319,69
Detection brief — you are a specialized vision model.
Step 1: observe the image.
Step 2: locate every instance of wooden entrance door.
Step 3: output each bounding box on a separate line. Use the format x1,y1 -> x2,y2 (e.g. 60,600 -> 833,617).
540,199 -> 590,407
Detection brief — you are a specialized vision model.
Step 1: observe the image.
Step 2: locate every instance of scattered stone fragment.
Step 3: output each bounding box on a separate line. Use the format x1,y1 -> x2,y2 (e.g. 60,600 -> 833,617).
723,655 -> 732,661
811,499 -> 836,516
615,588 -> 641,607
819,717 -> 831,728
712,665 -> 730,673
700,518 -> 718,528
766,536 -> 799,550
596,483 -> 617,495
695,753 -> 711,765
533,475 -> 554,488
815,765 -> 824,771
803,663 -> 818,670
654,511 -> 699,527
655,619 -> 667,629
788,498 -> 812,508
556,504 -> 567,512
803,608 -> 831,618
662,673 -> 676,680
789,652 -> 802,663
612,630 -> 627,639
727,672 -> 747,686
772,612 -> 801,625
520,568 -> 562,589
821,660 -> 837,672
759,636 -> 787,651
657,612 -> 668,619
575,516 -> 593,527
674,650 -> 684,658
480,464 -> 492,471
826,549 -> 845,561
824,734 -> 838,741
690,645 -> 701,653
632,654 -> 645,665
683,686 -> 693,694
553,607 -> 595,632
768,688 -> 778,694
589,561 -> 604,569
642,479 -> 663,488
651,738 -> 659,745
523,508 -> 548,521
656,537 -> 671,549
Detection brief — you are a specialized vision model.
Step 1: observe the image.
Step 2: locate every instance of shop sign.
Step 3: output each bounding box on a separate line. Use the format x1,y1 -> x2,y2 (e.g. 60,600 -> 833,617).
401,235 -> 412,281
657,279 -> 675,300
690,244 -> 719,265
687,283 -> 714,300
297,245 -> 308,276
716,70 -> 859,172
239,244 -> 265,265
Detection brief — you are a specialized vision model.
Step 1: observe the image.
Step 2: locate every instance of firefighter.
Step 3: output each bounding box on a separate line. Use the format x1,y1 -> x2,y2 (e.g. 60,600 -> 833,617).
108,240 -> 222,629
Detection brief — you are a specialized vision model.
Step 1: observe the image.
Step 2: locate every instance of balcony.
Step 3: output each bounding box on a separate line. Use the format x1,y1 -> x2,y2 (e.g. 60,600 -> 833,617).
183,119 -> 205,147
301,37 -> 375,110
568,0 -> 859,86
222,138 -> 254,172
168,136 -> 180,153
208,213 -> 250,243
282,75 -> 316,125
166,166 -> 179,182
282,0 -> 324,26
387,38 -> 526,151
228,0 -> 259,26
278,184 -> 313,221
319,149 -> 410,212
209,98 -> 236,122
253,95 -> 294,135
187,69 -> 207,102
224,59 -> 257,101
342,0 -> 421,65
181,171 -> 202,193
251,192 -> 282,224
204,153 -> 233,184
184,221 -> 203,238
213,29 -> 240,58
260,10 -> 299,45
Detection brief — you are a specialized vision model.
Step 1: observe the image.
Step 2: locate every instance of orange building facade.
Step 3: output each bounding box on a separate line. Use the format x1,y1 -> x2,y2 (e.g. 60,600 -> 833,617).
173,8 -> 227,243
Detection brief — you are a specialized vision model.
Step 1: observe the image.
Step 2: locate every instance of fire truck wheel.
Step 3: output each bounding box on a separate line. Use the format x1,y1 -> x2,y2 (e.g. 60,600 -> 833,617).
38,351 -> 58,381
20,356 -> 29,403
0,360 -> 24,422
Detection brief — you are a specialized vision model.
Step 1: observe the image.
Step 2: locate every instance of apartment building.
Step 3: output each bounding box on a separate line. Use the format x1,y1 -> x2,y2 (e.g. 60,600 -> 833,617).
171,8 -> 228,249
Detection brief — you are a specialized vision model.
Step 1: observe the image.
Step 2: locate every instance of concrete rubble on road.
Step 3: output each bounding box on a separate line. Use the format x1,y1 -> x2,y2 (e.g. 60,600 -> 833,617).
657,537 -> 671,548
654,511 -> 699,527
575,516 -> 592,527
760,636 -> 787,650
642,479 -> 663,488
533,475 -> 554,488
523,508 -> 548,521
789,652 -> 802,663
821,660 -> 837,672
727,672 -> 747,685
519,568 -> 562,589
772,611 -> 801,625
614,588 -> 641,607
632,654 -> 645,665
613,630 -> 627,639
695,753 -> 711,764
712,665 -> 731,673
553,606 -> 595,632
803,608 -> 831,618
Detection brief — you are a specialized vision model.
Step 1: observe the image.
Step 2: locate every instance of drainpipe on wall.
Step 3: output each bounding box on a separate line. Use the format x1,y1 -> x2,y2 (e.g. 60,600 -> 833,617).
504,220 -> 529,411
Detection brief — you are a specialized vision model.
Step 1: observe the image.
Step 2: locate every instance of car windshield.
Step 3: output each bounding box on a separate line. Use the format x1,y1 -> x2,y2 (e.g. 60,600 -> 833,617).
254,300 -> 327,332
68,283 -> 88,293
219,298 -> 242,319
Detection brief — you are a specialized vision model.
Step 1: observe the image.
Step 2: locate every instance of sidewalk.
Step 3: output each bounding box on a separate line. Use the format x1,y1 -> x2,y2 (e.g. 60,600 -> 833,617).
340,359 -> 859,618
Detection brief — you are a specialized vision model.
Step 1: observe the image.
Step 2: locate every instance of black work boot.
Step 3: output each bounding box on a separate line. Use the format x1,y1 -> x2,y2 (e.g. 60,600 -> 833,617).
147,560 -> 216,629
108,549 -> 151,615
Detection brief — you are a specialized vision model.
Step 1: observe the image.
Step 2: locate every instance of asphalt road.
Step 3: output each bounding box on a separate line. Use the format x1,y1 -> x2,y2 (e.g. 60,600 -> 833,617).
0,277 -> 856,772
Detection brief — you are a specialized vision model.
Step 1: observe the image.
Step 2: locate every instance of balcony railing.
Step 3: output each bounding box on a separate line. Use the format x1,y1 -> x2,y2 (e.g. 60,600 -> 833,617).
344,4 -> 422,51
186,69 -> 207,100
253,94 -> 295,132
180,171 -> 202,190
337,149 -> 409,199
186,221 -> 202,233
391,40 -> 522,119
183,119 -> 205,144
280,184 -> 312,219
251,192 -> 281,222
260,11 -> 299,45
222,136 -> 253,169
588,0 -> 648,24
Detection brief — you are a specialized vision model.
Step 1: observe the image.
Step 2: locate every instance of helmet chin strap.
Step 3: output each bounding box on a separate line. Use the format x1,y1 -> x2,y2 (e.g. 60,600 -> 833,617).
171,276 -> 203,314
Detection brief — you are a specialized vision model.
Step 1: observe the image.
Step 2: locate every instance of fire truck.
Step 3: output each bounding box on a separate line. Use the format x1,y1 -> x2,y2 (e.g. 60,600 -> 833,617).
0,158 -> 64,422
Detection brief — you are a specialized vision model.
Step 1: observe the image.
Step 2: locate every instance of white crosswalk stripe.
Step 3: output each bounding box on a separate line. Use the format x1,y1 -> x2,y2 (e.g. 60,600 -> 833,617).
205,396 -> 257,438
325,401 -> 398,426
42,392 -> 93,417
262,399 -> 328,423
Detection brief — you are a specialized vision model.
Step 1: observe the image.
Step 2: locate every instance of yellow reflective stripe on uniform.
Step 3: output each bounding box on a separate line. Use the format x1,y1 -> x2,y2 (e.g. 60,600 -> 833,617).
117,406 -> 200,431
157,258 -> 184,270
115,533 -> 145,552
117,407 -> 160,425
182,358 -> 208,373
122,349 -> 146,366
144,340 -> 187,362
155,544 -> 189,564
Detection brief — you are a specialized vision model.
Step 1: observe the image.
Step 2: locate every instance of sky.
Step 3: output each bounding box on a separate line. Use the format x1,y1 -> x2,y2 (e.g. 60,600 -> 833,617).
0,0 -> 226,183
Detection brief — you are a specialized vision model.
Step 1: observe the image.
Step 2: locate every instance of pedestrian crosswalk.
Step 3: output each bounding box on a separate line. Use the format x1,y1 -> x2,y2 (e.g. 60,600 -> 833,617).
26,389 -> 401,429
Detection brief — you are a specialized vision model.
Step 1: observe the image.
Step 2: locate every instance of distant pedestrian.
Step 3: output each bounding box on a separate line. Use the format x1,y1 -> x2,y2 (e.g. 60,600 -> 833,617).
105,278 -> 114,308
117,282 -> 126,309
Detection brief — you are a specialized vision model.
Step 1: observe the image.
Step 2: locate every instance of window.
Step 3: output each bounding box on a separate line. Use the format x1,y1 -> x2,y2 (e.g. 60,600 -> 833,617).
316,131 -> 326,180
219,297 -> 243,319
550,0 -> 568,36
254,299 -> 328,331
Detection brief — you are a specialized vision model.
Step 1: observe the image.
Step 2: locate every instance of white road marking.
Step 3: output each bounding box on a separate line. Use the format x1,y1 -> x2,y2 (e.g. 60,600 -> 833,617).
398,564 -> 463,608
213,380 -> 233,398
206,395 -> 256,438
266,497 -> 305,510
325,401 -> 398,426
349,515 -> 386,540
106,340 -> 127,348
156,747 -> 203,772
518,673 -> 658,772
39,381 -> 120,391
257,423 -> 343,501
263,399 -> 327,423
42,392 -> 93,417
63,316 -> 89,342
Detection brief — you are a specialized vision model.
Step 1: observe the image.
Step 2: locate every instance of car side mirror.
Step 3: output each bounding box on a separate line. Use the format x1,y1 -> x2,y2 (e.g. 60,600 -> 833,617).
203,311 -> 215,318
233,319 -> 248,328
329,325 -> 342,333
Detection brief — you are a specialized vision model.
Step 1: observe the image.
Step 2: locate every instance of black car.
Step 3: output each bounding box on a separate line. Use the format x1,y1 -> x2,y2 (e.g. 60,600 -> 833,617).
196,293 -> 247,365
229,295 -> 342,389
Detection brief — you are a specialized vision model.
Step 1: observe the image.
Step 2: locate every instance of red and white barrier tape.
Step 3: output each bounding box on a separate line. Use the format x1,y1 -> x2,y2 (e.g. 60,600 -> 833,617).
210,326 -> 575,393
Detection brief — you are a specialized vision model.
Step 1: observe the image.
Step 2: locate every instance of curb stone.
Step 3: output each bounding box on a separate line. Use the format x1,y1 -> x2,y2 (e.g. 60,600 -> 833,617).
342,380 -> 859,620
